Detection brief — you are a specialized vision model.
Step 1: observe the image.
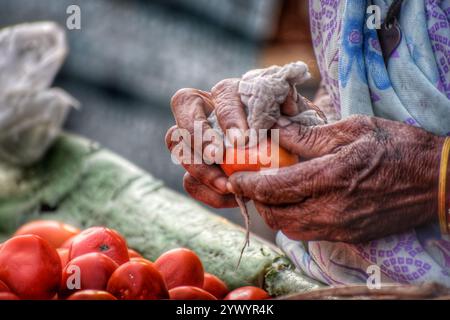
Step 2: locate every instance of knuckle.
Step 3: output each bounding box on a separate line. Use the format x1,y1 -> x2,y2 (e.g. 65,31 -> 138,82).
171,89 -> 213,117
215,103 -> 240,122
253,176 -> 273,202
211,78 -> 239,97
295,125 -> 316,146
171,88 -> 197,109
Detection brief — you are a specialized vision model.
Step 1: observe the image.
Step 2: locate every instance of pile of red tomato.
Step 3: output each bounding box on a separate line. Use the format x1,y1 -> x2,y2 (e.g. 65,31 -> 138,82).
0,220 -> 270,300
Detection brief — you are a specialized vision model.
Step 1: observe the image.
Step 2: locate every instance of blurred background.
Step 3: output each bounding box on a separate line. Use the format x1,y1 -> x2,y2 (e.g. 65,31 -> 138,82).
0,0 -> 319,241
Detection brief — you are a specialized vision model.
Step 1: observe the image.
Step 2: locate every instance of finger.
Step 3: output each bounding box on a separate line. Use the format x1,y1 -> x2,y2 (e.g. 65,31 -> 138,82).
167,129 -> 229,194
227,154 -> 344,204
171,88 -> 221,158
211,79 -> 249,143
280,87 -> 301,116
273,114 -> 368,158
280,87 -> 327,120
183,173 -> 237,208
298,95 -> 327,122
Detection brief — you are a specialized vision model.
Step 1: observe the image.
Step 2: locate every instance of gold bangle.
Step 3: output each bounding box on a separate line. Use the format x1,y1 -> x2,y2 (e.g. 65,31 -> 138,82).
438,137 -> 450,235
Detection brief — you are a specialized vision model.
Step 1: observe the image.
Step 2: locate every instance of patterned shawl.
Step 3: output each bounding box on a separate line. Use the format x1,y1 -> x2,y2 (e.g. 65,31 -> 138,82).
278,0 -> 450,286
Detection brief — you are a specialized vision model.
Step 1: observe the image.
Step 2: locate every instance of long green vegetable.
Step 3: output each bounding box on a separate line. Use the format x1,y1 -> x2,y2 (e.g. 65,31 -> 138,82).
0,133 -> 322,295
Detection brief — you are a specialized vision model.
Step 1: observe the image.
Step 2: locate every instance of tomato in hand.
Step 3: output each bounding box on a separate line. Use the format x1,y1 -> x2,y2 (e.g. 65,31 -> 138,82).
0,235 -> 61,299
155,248 -> 204,290
69,227 -> 129,265
202,273 -> 229,299
14,220 -> 80,248
67,290 -> 117,300
60,252 -> 118,297
224,286 -> 269,300
169,286 -> 217,300
220,139 -> 298,176
107,260 -> 169,300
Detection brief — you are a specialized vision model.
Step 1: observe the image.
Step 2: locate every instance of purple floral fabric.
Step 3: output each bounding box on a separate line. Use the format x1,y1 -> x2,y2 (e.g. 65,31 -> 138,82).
427,0 -> 450,98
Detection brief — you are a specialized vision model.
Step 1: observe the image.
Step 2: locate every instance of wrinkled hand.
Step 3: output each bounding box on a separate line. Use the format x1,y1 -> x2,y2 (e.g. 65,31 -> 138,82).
165,79 -> 247,208
165,79 -> 319,208
227,115 -> 444,243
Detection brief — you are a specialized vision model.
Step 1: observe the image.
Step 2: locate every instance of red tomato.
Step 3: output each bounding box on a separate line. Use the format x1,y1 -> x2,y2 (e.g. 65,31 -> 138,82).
0,280 -> 10,292
67,290 -> 117,300
60,252 -> 119,297
220,139 -> 298,176
128,249 -> 142,259
14,220 -> 80,248
169,286 -> 217,300
60,236 -> 76,249
0,235 -> 61,299
130,257 -> 153,265
69,227 -> 129,265
0,292 -> 19,300
57,248 -> 69,267
224,286 -> 269,300
203,273 -> 229,299
107,260 -> 169,300
155,248 -> 204,290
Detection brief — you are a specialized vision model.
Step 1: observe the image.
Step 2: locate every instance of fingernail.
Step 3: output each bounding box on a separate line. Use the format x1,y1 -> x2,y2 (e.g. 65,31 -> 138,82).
213,177 -> 228,193
277,116 -> 292,127
226,182 -> 235,194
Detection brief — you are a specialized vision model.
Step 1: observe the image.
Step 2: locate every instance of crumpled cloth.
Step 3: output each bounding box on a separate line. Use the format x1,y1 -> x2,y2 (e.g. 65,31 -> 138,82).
239,61 -> 312,130
208,61 -> 325,143
277,0 -> 450,287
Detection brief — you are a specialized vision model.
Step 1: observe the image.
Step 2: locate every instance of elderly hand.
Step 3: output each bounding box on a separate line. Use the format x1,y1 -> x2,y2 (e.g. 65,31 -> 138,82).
165,78 -> 319,208
165,79 -> 247,208
227,115 -> 444,243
